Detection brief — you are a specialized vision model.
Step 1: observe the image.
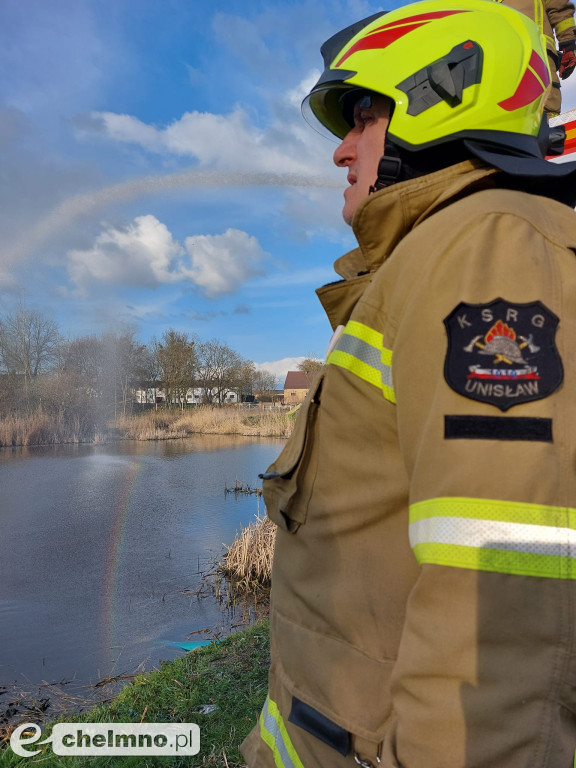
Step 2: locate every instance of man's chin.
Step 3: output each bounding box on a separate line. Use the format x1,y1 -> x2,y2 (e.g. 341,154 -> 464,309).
342,186 -> 361,226
342,200 -> 355,226
342,210 -> 354,226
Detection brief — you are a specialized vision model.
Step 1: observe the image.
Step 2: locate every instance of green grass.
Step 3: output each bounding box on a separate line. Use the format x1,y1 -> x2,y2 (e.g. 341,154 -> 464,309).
0,621 -> 270,768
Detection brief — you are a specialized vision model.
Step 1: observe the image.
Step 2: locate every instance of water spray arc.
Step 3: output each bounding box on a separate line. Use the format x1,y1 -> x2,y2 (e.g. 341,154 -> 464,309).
8,169 -> 342,265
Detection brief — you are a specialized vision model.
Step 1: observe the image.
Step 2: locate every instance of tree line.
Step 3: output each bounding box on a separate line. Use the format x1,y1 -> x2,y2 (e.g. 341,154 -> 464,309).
0,304 -> 278,439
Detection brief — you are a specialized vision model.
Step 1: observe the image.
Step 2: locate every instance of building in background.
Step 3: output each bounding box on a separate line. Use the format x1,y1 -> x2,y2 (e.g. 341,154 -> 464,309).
282,371 -> 316,406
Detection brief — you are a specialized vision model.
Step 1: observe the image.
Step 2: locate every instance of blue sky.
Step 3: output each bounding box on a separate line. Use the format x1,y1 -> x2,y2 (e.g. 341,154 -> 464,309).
2,0 -> 576,381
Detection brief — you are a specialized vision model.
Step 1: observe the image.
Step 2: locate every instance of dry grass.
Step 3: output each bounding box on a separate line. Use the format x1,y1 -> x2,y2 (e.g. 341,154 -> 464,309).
0,410 -> 104,447
0,405 -> 295,447
222,513 -> 276,589
114,406 -> 294,440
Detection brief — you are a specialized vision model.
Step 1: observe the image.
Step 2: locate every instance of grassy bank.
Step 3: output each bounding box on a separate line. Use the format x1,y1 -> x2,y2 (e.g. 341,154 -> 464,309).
0,621 -> 270,768
0,407 -> 295,447
113,407 -> 294,440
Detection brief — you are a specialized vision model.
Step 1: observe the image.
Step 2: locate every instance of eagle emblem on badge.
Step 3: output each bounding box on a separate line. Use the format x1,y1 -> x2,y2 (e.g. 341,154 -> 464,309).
444,299 -> 563,410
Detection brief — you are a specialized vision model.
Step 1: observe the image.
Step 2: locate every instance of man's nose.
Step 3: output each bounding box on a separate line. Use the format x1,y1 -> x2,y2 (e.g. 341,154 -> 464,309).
333,131 -> 357,167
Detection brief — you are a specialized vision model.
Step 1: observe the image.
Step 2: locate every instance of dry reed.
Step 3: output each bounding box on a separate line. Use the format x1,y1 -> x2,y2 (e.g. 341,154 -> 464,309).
0,410 -> 95,447
222,513 -> 276,588
114,406 -> 294,441
0,405 -> 295,447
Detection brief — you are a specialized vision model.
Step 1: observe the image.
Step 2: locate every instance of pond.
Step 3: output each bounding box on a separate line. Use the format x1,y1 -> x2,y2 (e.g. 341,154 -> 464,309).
0,436 -> 282,718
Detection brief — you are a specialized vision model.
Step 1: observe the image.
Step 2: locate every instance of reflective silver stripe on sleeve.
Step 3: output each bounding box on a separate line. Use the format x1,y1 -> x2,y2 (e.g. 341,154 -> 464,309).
336,331 -> 394,391
410,516 -> 576,557
260,696 -> 304,768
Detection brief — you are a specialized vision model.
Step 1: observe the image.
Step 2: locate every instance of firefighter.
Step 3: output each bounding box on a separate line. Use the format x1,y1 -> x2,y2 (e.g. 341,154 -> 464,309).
495,0 -> 576,115
241,1 -> 576,766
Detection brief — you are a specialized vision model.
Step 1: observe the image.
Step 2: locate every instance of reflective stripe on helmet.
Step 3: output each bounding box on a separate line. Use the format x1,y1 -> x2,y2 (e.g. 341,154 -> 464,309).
327,320 -> 395,403
410,497 -> 576,578
260,696 -> 306,768
533,0 -> 544,34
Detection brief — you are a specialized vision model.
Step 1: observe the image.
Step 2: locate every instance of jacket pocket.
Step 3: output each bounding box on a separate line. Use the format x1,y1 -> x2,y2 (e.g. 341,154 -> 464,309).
260,373 -> 323,533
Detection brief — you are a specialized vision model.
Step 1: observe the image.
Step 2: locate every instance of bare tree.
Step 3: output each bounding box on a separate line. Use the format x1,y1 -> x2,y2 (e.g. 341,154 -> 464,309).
101,331 -> 148,418
60,330 -> 148,420
252,369 -> 279,401
195,339 -> 247,404
236,360 -> 257,401
139,344 -> 162,409
154,329 -> 196,408
60,335 -> 104,391
0,304 -> 61,381
297,357 -> 324,374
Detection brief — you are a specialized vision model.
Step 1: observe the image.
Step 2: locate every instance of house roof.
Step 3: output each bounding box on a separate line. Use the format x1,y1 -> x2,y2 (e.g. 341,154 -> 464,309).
283,370 -> 316,390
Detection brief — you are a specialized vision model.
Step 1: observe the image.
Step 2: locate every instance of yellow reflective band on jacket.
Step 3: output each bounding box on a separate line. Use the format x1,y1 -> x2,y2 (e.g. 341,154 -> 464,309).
259,695 -> 305,768
410,497 -> 576,579
327,320 -> 396,403
555,16 -> 576,34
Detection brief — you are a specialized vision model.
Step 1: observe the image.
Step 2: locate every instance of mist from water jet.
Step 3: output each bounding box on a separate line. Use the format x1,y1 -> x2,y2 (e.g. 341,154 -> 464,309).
6,169 -> 342,266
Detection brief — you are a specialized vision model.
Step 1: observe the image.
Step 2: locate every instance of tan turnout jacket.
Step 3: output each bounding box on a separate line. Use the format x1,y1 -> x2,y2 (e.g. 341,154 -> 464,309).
242,160 -> 576,768
501,0 -> 576,48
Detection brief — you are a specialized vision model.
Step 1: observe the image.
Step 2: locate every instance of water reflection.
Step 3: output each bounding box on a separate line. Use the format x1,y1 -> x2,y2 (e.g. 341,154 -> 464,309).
0,436 -> 281,709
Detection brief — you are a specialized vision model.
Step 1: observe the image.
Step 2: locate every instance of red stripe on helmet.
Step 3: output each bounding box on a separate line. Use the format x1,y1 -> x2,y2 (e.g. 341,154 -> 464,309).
335,10 -> 467,67
367,9 -> 468,33
498,66 -> 545,111
528,49 -> 550,87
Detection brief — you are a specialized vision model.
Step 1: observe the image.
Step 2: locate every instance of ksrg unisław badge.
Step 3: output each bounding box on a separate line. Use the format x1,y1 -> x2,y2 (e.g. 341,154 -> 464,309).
443,299 -> 563,411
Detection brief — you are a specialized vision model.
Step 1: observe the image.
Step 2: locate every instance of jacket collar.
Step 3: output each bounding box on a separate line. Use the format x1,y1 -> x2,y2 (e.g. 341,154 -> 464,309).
317,160 -> 498,330
337,159 -> 498,277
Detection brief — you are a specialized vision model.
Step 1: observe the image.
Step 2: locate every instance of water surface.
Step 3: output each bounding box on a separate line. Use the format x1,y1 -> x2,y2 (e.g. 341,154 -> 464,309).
0,436 -> 281,703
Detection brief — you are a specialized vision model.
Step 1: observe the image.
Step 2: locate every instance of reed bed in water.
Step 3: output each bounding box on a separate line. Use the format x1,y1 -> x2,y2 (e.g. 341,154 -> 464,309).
0,410 -> 105,447
114,406 -> 294,440
222,513 -> 276,589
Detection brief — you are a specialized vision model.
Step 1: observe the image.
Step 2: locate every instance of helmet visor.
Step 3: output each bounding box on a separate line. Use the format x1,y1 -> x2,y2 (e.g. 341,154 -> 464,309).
302,85 -> 367,142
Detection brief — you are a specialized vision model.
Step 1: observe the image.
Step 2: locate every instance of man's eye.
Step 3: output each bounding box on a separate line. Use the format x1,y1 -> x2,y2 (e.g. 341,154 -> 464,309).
357,112 -> 374,126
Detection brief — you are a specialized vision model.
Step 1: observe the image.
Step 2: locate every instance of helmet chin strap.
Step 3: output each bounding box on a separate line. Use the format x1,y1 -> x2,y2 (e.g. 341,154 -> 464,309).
368,134 -> 403,193
368,155 -> 403,193
368,135 -> 473,192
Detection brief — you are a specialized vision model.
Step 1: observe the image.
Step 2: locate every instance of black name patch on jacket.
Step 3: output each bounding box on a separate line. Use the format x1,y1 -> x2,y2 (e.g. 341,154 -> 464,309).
444,299 -> 563,411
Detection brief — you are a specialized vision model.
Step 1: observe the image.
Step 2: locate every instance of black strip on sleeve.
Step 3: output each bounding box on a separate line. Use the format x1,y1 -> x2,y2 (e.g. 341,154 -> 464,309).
445,415 -> 553,442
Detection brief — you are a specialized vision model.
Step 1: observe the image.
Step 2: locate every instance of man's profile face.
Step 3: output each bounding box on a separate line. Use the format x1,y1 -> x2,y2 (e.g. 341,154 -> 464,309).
333,93 -> 391,225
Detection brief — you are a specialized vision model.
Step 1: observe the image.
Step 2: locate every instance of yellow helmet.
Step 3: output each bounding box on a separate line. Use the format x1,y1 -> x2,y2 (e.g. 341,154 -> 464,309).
302,0 -> 569,177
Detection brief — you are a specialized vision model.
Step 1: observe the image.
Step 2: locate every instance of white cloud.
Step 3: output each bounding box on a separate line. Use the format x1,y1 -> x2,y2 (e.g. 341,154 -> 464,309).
183,229 -> 266,298
68,215 -> 184,291
88,105 -> 333,177
67,216 -> 266,298
80,72 -> 339,179
92,114 -> 165,153
286,69 -> 321,108
255,357 -> 307,383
